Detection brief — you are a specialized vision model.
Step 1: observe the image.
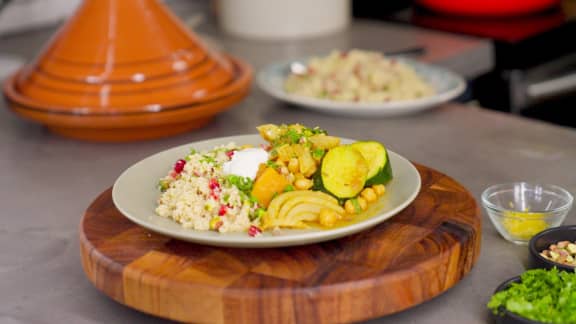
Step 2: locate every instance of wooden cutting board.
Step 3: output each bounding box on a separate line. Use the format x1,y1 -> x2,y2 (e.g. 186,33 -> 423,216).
80,164 -> 481,324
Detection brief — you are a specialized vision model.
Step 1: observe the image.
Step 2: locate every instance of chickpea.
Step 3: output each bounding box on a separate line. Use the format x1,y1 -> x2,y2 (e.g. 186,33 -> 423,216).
373,184 -> 386,196
294,173 -> 306,181
360,188 -> 377,202
288,158 -> 299,173
318,208 -> 338,228
279,166 -> 289,175
294,178 -> 313,190
357,197 -> 368,210
344,200 -> 356,214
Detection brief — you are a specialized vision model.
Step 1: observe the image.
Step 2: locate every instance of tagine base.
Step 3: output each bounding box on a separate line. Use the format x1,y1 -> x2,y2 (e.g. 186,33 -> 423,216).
79,164 -> 481,323
48,117 -> 213,142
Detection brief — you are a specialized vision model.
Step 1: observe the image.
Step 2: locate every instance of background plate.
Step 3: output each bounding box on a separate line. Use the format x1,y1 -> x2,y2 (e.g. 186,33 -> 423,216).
257,56 -> 466,117
112,134 -> 421,247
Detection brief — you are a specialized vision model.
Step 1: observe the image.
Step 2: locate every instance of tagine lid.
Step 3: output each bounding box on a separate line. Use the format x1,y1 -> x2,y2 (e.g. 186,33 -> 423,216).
4,0 -> 251,114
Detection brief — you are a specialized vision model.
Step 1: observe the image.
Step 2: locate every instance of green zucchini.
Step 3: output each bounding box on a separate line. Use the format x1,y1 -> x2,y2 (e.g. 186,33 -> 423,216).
320,145 -> 369,198
350,141 -> 393,185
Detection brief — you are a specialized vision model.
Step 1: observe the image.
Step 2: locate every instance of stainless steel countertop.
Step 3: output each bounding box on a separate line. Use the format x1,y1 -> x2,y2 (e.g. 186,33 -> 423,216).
1,5 -> 576,324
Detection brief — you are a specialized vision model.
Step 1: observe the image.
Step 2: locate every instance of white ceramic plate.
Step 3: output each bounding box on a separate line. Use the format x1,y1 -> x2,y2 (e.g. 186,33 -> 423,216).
257,56 -> 466,117
112,135 -> 421,248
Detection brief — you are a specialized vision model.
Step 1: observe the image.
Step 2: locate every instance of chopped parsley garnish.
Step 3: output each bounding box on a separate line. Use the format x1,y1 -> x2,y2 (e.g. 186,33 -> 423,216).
224,175 -> 253,194
249,194 -> 259,205
270,124 -> 328,147
200,155 -> 216,164
488,268 -> 576,324
250,208 -> 266,221
285,128 -> 301,144
312,148 -> 325,160
311,126 -> 327,135
266,160 -> 279,169
351,198 -> 362,214
269,149 -> 278,159
284,184 -> 294,192
158,179 -> 170,192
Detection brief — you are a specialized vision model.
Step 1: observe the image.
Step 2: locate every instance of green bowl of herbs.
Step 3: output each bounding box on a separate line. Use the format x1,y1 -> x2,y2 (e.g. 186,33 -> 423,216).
488,268 -> 576,324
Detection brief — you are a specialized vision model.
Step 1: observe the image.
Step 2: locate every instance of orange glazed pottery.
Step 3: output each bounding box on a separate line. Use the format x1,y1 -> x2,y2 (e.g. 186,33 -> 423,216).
2,0 -> 252,141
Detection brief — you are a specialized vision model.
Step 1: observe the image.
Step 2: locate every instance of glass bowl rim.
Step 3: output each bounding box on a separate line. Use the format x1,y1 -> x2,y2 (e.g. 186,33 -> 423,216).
481,182 -> 574,214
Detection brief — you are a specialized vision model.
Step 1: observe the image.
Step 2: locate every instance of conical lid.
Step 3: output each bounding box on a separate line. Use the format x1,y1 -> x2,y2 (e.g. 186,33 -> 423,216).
7,0 -> 250,114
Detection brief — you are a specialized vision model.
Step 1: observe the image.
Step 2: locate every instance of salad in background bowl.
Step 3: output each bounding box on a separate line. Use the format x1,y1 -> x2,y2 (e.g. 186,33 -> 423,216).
489,268 -> 576,324
257,49 -> 466,117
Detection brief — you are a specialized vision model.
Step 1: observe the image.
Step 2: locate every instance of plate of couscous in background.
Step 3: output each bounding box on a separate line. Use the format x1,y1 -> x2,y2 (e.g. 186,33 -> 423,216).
112,124 -> 421,248
257,49 -> 466,117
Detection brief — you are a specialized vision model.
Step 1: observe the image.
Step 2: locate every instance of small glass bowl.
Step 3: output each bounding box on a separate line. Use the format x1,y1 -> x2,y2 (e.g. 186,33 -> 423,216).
481,182 -> 573,245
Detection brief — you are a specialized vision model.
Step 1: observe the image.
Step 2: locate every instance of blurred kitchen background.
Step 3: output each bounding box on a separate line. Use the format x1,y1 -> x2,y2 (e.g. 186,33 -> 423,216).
1,0 -> 576,128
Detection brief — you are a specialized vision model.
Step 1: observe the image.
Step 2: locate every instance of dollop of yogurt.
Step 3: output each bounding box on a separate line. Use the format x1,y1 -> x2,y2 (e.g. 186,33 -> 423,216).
223,147 -> 269,180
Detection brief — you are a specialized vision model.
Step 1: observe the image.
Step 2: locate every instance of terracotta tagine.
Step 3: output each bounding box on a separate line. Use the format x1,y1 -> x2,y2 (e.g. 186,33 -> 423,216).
2,0 -> 252,141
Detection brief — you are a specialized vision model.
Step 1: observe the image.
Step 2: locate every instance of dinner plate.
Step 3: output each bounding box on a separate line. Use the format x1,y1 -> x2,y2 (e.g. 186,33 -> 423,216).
257,56 -> 466,117
112,134 -> 421,248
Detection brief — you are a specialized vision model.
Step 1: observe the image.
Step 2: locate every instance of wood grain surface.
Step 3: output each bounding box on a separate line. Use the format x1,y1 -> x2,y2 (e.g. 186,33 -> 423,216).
80,164 -> 481,324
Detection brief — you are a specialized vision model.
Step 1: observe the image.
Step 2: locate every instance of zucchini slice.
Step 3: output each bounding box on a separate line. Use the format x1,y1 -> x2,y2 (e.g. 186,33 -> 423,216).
320,146 -> 369,198
350,141 -> 393,185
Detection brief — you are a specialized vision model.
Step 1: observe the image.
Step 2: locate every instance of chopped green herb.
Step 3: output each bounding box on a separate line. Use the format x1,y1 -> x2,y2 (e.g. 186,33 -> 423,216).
249,194 -> 259,205
285,128 -> 301,144
351,198 -> 362,214
200,155 -> 216,164
312,148 -> 325,160
158,179 -> 170,192
284,184 -> 294,192
269,149 -> 278,159
224,175 -> 253,194
250,208 -> 266,221
488,268 -> 576,324
312,126 -> 327,135
266,160 -> 279,169
223,193 -> 230,203
189,148 -> 197,154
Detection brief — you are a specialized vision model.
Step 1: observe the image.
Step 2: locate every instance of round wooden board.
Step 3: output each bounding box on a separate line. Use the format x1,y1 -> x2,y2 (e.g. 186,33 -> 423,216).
80,164 -> 481,324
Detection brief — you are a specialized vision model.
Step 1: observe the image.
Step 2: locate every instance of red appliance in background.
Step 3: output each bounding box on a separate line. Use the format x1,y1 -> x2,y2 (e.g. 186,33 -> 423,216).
416,0 -> 561,17
356,0 -> 576,128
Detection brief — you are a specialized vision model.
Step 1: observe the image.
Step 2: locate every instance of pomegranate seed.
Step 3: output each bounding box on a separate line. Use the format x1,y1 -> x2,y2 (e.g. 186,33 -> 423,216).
218,205 -> 227,216
169,170 -> 179,179
225,150 -> 235,159
209,178 -> 220,190
173,159 -> 186,173
248,225 -> 262,237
